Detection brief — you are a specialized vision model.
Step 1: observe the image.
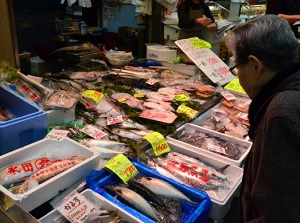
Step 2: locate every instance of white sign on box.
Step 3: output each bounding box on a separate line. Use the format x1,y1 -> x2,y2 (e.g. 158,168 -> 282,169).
175,38 -> 235,86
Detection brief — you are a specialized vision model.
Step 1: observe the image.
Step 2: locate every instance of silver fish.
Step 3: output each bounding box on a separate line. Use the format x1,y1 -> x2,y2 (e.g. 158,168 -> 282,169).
106,186 -> 161,222
89,146 -> 128,158
110,128 -> 143,140
79,138 -> 126,148
133,176 -> 192,203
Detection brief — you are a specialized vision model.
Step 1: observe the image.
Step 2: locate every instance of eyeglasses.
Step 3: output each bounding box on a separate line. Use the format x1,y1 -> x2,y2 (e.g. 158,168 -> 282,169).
228,63 -> 242,76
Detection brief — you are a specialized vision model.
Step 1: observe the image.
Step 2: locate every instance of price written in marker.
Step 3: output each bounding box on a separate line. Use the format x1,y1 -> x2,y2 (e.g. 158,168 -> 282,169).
80,125 -> 107,139
221,90 -> 237,101
81,90 -> 104,104
45,129 -> 69,141
107,115 -> 124,126
176,104 -> 198,119
146,79 -> 158,85
143,132 -> 171,156
174,94 -> 190,102
104,154 -> 138,183
57,192 -> 97,223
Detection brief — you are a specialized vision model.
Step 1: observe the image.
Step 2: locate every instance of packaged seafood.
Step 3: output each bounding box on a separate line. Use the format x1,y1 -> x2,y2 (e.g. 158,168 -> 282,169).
151,141 -> 243,221
86,159 -> 212,223
166,123 -> 252,167
39,189 -> 143,223
191,100 -> 250,139
0,137 -> 99,211
0,86 -> 47,155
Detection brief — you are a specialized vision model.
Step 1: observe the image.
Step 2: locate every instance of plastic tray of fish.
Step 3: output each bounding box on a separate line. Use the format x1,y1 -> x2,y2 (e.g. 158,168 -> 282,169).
0,137 -> 99,212
166,123 -> 252,167
190,99 -> 250,140
39,188 -> 144,223
162,141 -> 243,221
86,160 -> 212,223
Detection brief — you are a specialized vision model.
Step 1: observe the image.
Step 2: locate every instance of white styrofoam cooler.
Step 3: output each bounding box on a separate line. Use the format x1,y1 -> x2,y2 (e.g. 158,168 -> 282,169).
167,141 -> 243,221
166,123 -> 252,167
146,44 -> 177,62
39,189 -> 143,223
0,137 -> 99,212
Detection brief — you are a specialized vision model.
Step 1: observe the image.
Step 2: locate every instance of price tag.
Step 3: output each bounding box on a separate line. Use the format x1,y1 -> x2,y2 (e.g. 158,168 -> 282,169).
107,115 -> 124,125
118,97 -> 127,103
207,143 -> 227,155
56,192 -> 97,223
45,129 -> 69,141
146,79 -> 158,85
143,132 -> 171,156
80,125 -> 107,139
224,78 -> 247,95
237,112 -> 249,120
174,94 -> 190,102
81,90 -> 104,104
176,104 -> 198,119
188,37 -> 212,49
104,154 -> 138,183
134,93 -> 145,98
221,90 -> 236,101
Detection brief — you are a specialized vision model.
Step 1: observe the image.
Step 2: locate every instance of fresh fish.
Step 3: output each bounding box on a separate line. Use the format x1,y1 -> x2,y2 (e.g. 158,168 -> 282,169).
145,92 -> 173,102
0,157 -> 55,186
143,102 -> 170,112
89,146 -> 128,159
111,118 -> 140,130
111,93 -> 145,110
53,42 -> 101,54
10,156 -> 83,194
165,153 -> 232,183
69,71 -> 103,82
105,185 -> 161,222
157,158 -> 230,191
132,176 -> 192,203
110,128 -> 143,140
146,98 -> 174,112
79,138 -> 126,148
128,180 -> 164,206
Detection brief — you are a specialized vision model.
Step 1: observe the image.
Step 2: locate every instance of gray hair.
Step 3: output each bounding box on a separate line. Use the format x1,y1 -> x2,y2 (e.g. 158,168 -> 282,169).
225,14 -> 299,72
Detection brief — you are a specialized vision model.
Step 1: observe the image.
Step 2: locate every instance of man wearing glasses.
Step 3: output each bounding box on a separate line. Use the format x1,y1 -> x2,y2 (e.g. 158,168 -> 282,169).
225,15 -> 300,222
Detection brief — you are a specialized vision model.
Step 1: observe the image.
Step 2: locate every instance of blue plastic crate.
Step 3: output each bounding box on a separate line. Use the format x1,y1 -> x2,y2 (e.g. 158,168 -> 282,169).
86,159 -> 212,223
0,86 -> 48,155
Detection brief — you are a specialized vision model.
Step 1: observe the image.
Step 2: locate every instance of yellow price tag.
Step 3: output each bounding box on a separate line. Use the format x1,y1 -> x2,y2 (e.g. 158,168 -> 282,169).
81,90 -> 104,104
188,37 -> 212,49
224,78 -> 247,95
104,154 -> 138,183
143,132 -> 171,156
134,93 -> 145,98
177,104 -> 198,119
118,97 -> 127,103
174,94 -> 190,102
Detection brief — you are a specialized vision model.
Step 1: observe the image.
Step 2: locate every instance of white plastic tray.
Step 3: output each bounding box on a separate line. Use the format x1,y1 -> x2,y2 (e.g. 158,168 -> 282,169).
0,137 -> 99,212
167,141 -> 243,221
166,123 -> 252,167
39,189 -> 143,223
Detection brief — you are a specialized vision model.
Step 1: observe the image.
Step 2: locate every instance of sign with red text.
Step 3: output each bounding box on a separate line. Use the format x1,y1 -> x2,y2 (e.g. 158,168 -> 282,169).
175,38 -> 235,86
45,129 -> 69,141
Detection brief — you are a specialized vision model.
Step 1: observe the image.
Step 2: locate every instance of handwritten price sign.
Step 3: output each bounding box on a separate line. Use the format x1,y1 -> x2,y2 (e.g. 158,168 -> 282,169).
57,192 -> 96,223
80,125 -> 107,139
104,154 -> 138,183
221,90 -> 237,101
146,79 -> 158,85
174,94 -> 190,102
143,132 -> 170,156
81,90 -> 104,104
107,115 -> 124,126
176,104 -> 198,119
45,129 -> 69,141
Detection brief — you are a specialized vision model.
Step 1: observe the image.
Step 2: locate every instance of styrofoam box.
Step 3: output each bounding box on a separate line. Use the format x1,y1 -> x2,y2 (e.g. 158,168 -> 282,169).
166,123 -> 252,167
146,44 -> 177,62
46,107 -> 76,125
167,141 -> 243,221
39,189 -> 143,223
160,61 -> 200,76
0,137 -> 100,212
0,86 -> 48,155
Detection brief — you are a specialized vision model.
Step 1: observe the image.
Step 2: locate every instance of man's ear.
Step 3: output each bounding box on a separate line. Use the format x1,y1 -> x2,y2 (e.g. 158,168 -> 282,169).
248,55 -> 263,80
